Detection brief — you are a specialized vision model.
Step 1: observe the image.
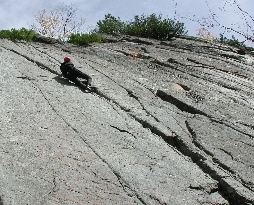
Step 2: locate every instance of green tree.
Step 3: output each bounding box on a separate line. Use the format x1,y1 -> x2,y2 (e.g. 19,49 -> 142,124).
123,13 -> 187,40
96,13 -> 187,40
96,14 -> 125,35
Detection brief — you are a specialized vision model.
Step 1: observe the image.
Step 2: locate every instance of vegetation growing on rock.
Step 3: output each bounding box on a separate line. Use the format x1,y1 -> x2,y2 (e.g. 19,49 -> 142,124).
0,11 -> 250,49
67,33 -> 108,46
0,28 -> 37,41
96,13 -> 188,40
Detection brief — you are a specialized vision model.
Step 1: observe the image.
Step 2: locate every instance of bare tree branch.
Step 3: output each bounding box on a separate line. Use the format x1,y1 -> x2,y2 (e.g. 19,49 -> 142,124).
178,0 -> 253,45
204,0 -> 254,43
30,3 -> 86,41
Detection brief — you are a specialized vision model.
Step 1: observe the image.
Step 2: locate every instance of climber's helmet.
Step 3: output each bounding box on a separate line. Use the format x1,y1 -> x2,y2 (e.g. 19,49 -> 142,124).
64,56 -> 71,62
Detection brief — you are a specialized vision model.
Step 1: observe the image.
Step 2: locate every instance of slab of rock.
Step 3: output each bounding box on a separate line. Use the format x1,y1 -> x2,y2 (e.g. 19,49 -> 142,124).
0,35 -> 253,204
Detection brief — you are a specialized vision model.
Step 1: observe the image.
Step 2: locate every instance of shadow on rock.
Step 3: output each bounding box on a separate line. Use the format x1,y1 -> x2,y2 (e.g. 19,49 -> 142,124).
53,74 -> 76,87
53,74 -> 94,93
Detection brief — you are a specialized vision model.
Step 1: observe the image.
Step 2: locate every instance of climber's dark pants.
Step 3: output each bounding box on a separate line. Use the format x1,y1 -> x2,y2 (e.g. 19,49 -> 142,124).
69,69 -> 92,86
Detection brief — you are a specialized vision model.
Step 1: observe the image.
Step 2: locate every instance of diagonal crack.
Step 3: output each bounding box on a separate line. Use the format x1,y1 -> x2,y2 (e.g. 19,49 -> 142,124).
2,45 -> 59,75
109,125 -> 137,139
156,89 -> 254,139
156,89 -> 207,115
48,176 -> 58,195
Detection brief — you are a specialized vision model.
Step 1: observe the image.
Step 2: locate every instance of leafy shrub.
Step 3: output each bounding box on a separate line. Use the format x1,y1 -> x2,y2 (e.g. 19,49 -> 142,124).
67,33 -> 108,46
0,28 -> 37,41
96,13 -> 187,40
218,34 -> 246,48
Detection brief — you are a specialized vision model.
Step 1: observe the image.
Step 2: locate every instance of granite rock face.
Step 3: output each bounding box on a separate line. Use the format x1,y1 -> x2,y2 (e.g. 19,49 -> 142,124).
0,35 -> 253,205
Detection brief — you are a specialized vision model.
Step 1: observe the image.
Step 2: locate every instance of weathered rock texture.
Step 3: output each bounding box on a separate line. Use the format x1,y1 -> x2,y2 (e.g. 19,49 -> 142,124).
0,34 -> 253,205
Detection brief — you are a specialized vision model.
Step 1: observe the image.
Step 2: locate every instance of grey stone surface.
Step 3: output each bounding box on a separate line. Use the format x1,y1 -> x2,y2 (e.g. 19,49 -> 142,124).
0,35 -> 253,204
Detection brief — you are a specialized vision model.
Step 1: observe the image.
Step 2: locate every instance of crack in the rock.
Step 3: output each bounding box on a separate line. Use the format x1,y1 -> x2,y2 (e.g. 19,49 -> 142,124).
172,133 -> 238,203
150,58 -> 176,69
185,121 -> 215,157
48,176 -> 57,195
218,120 -> 254,139
120,37 -> 154,45
220,53 -> 243,61
95,86 -> 179,147
185,119 -> 251,180
79,137 -> 147,204
187,57 -> 215,68
111,172 -> 147,205
148,194 -> 168,205
125,89 -> 160,122
185,121 -> 237,175
109,125 -> 137,139
238,122 -> 254,138
186,56 -> 252,81
8,48 -> 59,75
31,82 -> 79,134
183,120 -> 254,204
133,117 -> 177,146
95,87 -> 177,146
156,89 -> 254,139
156,89 -> 207,116
114,49 -> 151,60
218,148 -> 234,160
17,76 -> 35,81
219,178 -> 254,205
188,184 -> 203,190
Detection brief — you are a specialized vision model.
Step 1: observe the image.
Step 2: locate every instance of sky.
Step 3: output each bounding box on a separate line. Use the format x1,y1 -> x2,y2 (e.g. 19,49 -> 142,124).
0,0 -> 253,46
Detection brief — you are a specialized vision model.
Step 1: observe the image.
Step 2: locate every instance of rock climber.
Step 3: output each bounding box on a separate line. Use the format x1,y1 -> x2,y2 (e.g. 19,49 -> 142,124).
60,56 -> 92,89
